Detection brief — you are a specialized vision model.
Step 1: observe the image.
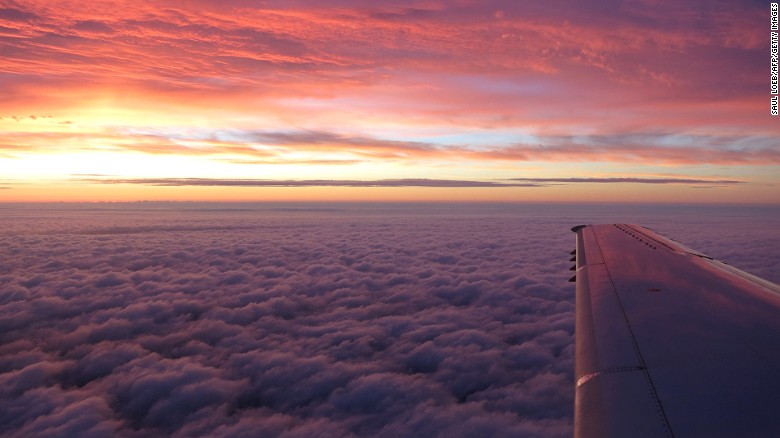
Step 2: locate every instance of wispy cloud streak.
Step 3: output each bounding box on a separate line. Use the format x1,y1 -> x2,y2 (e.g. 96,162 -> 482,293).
78,177 -> 742,188
4,127 -> 778,166
509,177 -> 743,185
80,178 -> 541,188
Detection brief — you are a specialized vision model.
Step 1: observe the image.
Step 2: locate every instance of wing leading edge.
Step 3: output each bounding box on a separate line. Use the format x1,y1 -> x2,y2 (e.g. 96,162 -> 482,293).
572,224 -> 780,438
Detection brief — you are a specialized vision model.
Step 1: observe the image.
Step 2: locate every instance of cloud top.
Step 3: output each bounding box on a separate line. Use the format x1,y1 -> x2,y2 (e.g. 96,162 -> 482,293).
0,203 -> 580,437
2,202 -> 778,436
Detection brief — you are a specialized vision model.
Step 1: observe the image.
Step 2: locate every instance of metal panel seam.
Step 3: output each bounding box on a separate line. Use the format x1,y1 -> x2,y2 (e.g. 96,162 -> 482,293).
576,365 -> 646,387
591,225 -> 676,438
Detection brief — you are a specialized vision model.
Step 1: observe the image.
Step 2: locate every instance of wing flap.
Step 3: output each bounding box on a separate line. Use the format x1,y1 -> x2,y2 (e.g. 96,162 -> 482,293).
574,263 -> 641,380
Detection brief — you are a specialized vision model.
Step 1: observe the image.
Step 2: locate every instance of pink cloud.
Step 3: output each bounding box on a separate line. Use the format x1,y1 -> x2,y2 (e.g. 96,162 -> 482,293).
0,0 -> 775,201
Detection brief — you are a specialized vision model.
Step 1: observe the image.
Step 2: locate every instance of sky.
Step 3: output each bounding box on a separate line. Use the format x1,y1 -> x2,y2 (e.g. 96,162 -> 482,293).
0,0 -> 778,202
1,202 -> 778,437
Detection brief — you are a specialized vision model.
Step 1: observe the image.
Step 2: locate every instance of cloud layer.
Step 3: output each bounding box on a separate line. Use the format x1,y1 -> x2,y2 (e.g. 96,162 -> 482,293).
1,203 -> 778,436
0,204 -> 577,437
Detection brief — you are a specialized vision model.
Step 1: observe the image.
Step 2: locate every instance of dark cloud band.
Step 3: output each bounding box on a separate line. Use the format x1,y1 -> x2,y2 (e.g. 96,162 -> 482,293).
509,177 -> 743,185
76,176 -> 742,188
78,177 -> 541,188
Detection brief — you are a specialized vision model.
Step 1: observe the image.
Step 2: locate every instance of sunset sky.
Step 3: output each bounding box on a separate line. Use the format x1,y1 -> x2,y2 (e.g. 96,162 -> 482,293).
1,0 -> 777,202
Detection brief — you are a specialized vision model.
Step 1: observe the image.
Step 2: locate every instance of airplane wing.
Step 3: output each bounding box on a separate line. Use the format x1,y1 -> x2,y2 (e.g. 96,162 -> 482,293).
571,224 -> 780,438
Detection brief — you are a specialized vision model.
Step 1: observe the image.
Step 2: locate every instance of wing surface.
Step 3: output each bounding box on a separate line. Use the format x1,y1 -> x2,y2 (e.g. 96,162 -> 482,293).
572,224 -> 780,438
